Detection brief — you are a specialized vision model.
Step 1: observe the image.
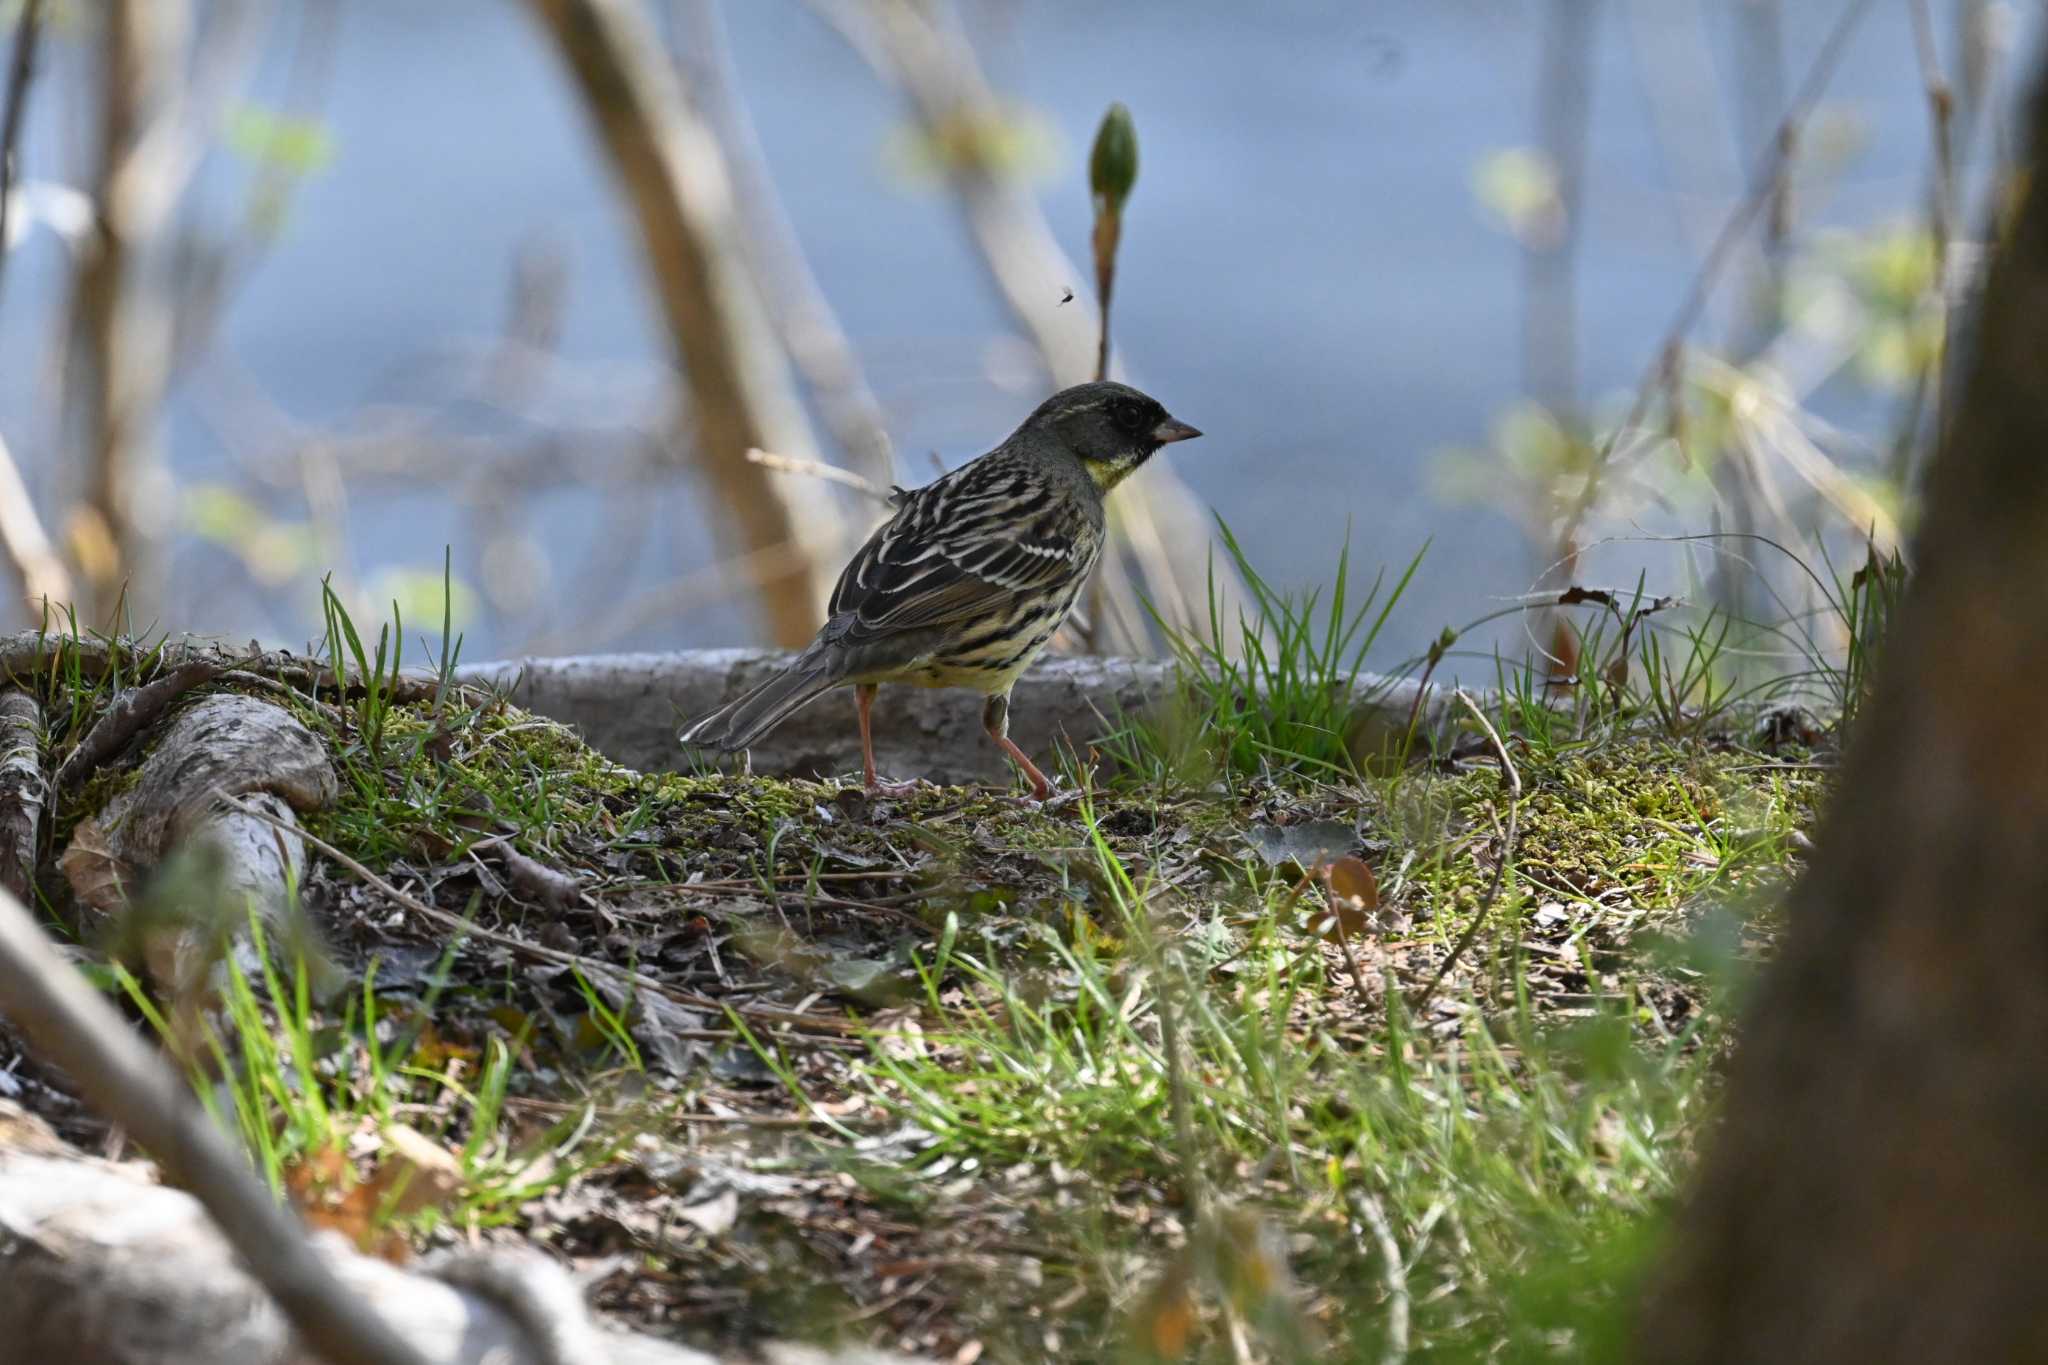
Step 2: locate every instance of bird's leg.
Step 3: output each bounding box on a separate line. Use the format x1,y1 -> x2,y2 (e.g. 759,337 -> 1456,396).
855,684 -> 919,797
983,692 -> 1052,803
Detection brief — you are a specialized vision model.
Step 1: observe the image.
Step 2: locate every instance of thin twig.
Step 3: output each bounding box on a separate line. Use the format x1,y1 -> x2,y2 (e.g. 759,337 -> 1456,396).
0,0 -> 45,317
1356,1192 -> 1409,1365
745,447 -> 890,503
1909,0 -> 1956,445
217,666 -> 348,726
0,884 -> 433,1365
1408,690 -> 1523,1017
673,0 -> 898,490
466,832 -> 583,912
221,796 -> 861,1037
1580,0 -> 1875,490
1325,907 -> 1380,1022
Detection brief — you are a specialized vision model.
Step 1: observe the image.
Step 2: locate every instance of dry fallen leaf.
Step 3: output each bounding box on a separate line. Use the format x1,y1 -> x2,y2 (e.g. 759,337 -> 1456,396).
58,817 -> 131,917
1311,856 -> 1379,940
368,1122 -> 467,1218
1135,1265 -> 1197,1359
284,1143 -> 408,1262
675,1185 -> 740,1237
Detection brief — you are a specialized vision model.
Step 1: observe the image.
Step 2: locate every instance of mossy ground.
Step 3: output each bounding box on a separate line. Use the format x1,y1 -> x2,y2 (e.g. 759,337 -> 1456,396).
24,655 -> 1826,1361
0,631 -> 1832,1362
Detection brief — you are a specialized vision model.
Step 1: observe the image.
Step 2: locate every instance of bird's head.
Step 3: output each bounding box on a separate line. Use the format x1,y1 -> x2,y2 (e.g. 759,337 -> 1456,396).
1026,381 -> 1201,492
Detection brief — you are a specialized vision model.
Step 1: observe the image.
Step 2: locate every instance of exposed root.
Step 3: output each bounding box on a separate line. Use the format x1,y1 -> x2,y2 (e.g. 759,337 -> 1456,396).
53,659 -> 224,794
0,689 -> 44,902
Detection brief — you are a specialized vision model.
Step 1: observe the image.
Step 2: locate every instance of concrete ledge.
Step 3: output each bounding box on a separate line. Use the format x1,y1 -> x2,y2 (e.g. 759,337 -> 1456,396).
458,650 -> 1444,783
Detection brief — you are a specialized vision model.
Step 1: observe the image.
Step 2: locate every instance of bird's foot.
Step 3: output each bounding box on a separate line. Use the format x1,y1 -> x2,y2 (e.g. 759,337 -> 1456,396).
1035,785 -> 1085,814
861,776 -> 926,799
992,778 -> 1076,812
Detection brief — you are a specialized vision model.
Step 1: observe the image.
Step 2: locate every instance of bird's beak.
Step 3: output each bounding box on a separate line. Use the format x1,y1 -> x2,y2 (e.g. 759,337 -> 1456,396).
1152,417 -> 1202,445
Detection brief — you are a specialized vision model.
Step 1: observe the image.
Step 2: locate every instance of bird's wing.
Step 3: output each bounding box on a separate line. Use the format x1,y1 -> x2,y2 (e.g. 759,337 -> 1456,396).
826,457 -> 1094,640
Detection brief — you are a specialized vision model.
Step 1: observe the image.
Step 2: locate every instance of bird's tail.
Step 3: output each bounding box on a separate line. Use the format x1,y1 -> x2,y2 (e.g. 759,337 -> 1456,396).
679,653 -> 842,752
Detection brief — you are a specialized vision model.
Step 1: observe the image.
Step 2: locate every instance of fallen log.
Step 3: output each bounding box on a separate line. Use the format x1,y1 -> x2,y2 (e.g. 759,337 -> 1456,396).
0,690 -> 44,903
459,649 -> 1445,783
60,692 -> 335,952
0,1144 -> 717,1365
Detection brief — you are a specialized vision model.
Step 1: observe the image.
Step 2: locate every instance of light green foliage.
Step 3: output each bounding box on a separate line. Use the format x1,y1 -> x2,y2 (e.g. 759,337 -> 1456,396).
226,106 -> 336,176
116,911 -> 595,1237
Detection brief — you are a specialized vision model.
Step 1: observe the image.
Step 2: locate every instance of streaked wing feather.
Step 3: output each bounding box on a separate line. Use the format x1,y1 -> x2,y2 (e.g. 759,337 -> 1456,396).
827,458 -> 1093,641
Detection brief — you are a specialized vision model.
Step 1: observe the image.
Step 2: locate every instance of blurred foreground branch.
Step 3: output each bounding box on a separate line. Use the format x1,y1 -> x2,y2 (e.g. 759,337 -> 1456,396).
524,0 -> 846,648
1640,33 -> 2048,1360
0,881 -> 432,1365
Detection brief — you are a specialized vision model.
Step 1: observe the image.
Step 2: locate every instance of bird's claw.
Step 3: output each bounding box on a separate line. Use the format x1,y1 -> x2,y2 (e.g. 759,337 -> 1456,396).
1005,782 -> 1081,813
861,777 -> 927,799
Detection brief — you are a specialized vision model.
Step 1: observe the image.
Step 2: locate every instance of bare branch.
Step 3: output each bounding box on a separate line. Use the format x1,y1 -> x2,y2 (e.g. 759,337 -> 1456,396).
53,657 -> 223,794
0,0 -> 47,316
670,0 -> 898,490
0,883 -> 434,1365
745,447 -> 889,502
68,0 -> 190,626
521,0 -> 847,647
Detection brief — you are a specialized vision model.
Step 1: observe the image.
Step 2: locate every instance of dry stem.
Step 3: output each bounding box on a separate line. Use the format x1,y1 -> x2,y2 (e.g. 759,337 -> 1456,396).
1407,690 -> 1523,1017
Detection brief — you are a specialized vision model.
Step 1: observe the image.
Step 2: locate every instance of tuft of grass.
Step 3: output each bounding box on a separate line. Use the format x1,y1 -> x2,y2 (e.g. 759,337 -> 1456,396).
1101,519 -> 1423,788
115,898 -> 603,1238
319,573 -> 404,763
1831,542 -> 1907,724
1099,524 -> 1896,798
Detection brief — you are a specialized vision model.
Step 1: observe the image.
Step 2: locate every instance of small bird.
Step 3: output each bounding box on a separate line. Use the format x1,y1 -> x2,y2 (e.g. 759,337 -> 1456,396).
679,381 -> 1201,801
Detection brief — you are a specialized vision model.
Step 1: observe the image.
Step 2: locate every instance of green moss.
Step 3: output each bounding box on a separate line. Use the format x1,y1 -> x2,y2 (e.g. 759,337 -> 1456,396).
1409,740 -> 1823,933
55,760 -> 145,844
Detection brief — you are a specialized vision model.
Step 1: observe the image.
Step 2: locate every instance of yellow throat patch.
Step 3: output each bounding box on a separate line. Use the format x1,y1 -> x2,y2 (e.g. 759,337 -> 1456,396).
1083,452 -> 1142,491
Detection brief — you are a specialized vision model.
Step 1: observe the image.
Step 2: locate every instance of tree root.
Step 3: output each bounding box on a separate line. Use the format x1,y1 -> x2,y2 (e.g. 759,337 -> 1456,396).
0,689 -> 44,903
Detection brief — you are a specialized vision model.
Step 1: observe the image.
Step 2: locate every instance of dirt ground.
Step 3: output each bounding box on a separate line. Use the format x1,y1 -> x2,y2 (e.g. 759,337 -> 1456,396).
0,659 -> 1827,1360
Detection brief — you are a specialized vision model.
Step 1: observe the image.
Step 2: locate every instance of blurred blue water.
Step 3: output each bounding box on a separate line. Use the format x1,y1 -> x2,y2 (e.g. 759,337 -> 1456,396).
0,1 -> 2005,663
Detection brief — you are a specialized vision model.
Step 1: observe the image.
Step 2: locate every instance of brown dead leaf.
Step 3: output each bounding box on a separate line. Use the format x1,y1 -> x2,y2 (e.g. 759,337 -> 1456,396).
59,817 -> 131,916
1311,856 -> 1379,940
284,1143 -> 409,1262
1135,1265 -> 1197,1358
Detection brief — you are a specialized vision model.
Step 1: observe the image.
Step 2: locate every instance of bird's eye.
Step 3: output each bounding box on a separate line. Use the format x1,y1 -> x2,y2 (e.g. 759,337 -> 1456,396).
1110,399 -> 1144,433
